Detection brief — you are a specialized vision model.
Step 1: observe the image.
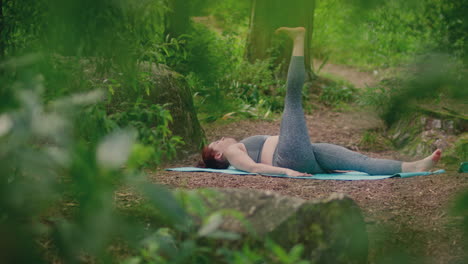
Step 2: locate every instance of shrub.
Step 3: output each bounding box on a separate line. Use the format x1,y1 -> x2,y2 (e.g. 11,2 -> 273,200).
318,75 -> 358,108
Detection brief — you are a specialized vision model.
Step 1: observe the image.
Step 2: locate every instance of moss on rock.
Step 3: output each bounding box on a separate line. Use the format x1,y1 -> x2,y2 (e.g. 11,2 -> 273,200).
190,188 -> 369,263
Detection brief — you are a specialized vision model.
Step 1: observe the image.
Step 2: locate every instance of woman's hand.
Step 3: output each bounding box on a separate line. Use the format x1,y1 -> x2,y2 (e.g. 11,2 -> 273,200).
285,169 -> 313,177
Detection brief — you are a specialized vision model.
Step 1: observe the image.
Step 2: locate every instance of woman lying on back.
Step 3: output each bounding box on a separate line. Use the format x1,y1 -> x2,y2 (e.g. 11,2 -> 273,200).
198,27 -> 441,177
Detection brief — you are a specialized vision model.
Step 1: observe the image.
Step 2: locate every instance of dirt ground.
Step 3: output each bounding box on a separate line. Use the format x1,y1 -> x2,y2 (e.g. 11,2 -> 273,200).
150,64 -> 467,263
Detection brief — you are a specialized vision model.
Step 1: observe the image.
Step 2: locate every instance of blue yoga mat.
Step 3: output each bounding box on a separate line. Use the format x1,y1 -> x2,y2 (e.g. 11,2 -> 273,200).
166,167 -> 446,181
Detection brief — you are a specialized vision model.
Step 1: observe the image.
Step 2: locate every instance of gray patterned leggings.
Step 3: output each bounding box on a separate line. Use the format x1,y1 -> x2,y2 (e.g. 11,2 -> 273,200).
272,56 -> 402,175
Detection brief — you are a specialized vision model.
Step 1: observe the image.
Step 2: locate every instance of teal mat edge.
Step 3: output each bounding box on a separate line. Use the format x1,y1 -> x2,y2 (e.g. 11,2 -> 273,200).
166,167 -> 446,181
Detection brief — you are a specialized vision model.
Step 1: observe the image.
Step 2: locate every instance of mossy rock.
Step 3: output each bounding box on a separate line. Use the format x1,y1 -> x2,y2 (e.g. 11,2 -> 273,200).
140,63 -> 205,154
441,133 -> 468,165
388,115 -> 427,156
74,57 -> 205,155
389,111 -> 465,158
191,188 -> 368,263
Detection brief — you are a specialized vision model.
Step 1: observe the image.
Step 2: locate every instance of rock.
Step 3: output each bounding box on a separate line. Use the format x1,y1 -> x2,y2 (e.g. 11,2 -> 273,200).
190,188 -> 368,263
434,138 -> 450,149
432,119 -> 442,129
443,120 -> 455,134
56,55 -> 206,155
442,133 -> 468,164
420,116 -> 427,126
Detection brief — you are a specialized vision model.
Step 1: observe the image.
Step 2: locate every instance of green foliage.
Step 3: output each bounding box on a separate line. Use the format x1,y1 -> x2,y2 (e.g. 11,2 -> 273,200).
179,23 -> 288,121
226,59 -> 286,112
148,35 -> 190,69
193,83 -> 253,122
1,0 -> 188,167
453,189 -> 468,264
2,0 -> 166,63
72,100 -> 183,167
357,83 -> 393,109
1,0 -> 46,54
380,54 -> 468,126
110,102 -> 184,165
190,56 -> 291,122
441,134 -> 468,166
313,0 -> 467,69
0,80 -> 186,262
359,130 -> 394,151
181,23 -> 236,86
229,240 -> 310,264
119,189 -> 313,264
439,0 -> 468,63
318,75 -> 358,108
204,0 -> 251,33
0,57 -> 312,264
126,229 -> 312,264
355,54 -> 467,130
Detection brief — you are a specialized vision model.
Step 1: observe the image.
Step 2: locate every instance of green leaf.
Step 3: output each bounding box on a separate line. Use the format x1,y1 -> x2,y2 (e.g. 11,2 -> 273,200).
138,183 -> 188,226
96,130 -> 136,169
198,212 -> 223,237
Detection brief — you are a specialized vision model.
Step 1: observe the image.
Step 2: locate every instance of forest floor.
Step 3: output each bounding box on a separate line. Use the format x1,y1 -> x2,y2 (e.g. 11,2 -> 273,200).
151,62 -> 467,264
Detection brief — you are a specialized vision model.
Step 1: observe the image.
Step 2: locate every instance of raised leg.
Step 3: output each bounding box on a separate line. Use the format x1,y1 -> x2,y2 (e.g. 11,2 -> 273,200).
273,27 -> 324,173
275,27 -> 305,56
272,28 -> 441,175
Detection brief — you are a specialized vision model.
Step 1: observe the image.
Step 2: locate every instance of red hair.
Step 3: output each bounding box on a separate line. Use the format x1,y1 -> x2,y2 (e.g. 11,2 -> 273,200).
197,146 -> 230,169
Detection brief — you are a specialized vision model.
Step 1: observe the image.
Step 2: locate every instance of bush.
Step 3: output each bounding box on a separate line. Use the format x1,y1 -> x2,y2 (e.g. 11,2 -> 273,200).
176,23 -> 242,87
313,0 -> 466,69
318,75 -> 358,108
182,24 -> 287,121
110,102 -> 184,165
226,59 -> 286,112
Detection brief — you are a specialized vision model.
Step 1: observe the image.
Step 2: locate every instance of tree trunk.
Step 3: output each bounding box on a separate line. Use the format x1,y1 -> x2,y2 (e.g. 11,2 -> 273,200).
246,0 -> 316,79
164,0 -> 191,38
192,188 -> 368,263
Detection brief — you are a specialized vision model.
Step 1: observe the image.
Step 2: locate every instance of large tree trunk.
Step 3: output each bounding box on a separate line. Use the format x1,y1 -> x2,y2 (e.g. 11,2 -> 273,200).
164,0 -> 191,38
191,188 -> 368,263
246,0 -> 316,79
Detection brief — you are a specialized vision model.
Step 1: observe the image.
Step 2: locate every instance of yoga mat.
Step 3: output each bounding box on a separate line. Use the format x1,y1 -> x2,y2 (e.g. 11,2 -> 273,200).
166,167 -> 446,181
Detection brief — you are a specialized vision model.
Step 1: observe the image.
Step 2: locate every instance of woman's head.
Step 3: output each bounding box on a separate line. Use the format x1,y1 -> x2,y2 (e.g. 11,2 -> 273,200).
198,145 -> 230,169
197,137 -> 236,169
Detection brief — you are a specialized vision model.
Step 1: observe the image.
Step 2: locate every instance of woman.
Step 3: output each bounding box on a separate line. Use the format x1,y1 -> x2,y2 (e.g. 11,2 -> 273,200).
199,27 -> 442,177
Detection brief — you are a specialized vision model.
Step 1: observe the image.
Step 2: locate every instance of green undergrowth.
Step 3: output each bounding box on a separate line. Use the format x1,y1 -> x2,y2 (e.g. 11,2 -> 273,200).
359,129 -> 395,152
313,0 -> 468,70
184,27 -> 290,123
0,82 -> 313,263
315,73 -> 359,110
441,133 -> 468,167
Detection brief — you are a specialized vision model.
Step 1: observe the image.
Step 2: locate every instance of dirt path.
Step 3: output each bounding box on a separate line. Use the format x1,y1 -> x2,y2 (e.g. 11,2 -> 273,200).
314,59 -> 381,88
151,68 -> 467,263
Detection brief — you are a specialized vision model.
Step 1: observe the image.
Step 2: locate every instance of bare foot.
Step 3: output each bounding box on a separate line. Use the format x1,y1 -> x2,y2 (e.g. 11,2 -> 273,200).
402,149 -> 442,172
275,27 -> 305,40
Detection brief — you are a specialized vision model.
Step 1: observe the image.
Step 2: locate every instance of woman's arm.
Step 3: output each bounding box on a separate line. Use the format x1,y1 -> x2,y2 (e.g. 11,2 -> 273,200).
251,163 -> 311,177
225,144 -> 311,177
